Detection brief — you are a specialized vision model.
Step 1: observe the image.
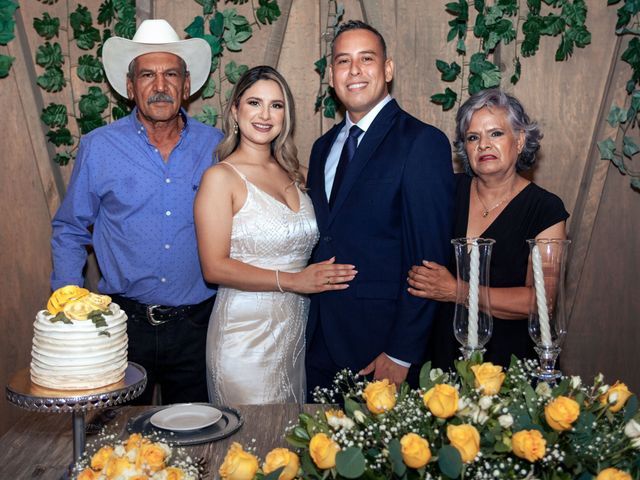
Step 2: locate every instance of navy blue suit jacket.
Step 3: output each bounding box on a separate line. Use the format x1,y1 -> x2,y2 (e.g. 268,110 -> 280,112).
306,99 -> 455,369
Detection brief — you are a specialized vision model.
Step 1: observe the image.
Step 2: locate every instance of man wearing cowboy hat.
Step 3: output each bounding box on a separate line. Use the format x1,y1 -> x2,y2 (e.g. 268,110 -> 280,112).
50,19 -> 222,404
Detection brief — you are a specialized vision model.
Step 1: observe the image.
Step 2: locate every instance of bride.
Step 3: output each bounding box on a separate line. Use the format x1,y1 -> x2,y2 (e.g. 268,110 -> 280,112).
194,66 -> 357,404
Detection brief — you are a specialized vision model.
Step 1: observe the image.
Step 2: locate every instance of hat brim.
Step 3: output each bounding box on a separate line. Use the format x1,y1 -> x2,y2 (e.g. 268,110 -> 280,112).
102,37 -> 211,98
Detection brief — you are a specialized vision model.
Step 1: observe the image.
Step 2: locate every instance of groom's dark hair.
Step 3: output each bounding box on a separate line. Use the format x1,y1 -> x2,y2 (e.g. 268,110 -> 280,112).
332,20 -> 387,59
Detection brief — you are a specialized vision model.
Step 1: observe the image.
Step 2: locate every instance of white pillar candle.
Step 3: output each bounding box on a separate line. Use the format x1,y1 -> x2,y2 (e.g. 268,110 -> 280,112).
467,242 -> 480,348
532,245 -> 552,348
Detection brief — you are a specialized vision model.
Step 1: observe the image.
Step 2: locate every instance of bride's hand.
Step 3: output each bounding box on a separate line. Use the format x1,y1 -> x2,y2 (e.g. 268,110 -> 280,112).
281,257 -> 357,294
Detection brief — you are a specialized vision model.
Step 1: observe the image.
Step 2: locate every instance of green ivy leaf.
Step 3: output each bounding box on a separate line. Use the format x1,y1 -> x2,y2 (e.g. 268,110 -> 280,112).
47,127 -> 74,146
431,87 -> 457,111
70,5 -> 92,31
484,5 -> 504,26
436,59 -> 461,82
597,138 -> 616,161
623,135 -> 640,158
41,103 -> 68,127
97,0 -> 115,25
510,56 -> 521,84
481,67 -> 501,88
33,12 -> 60,40
257,0 -> 281,25
224,60 -> 248,83
323,94 -> 336,119
315,56 -> 327,77
77,54 -> 104,82
37,66 -> 66,92
78,86 -> 109,116
210,12 -> 224,37
0,53 -> 13,77
75,26 -> 101,50
223,25 -> 252,51
202,77 -> 216,99
335,447 -> 366,479
456,38 -> 466,53
607,105 -> 626,127
114,16 -> 136,39
36,42 -> 64,68
571,26 -> 591,48
223,8 -> 250,28
54,151 -> 72,166
437,445 -> 462,478
111,102 -> 129,120
555,34 -> 574,61
0,17 -> 14,44
314,92 -> 325,112
468,72 -> 484,95
200,34 -> 222,56
540,14 -> 565,36
185,16 -> 205,38
528,0 -> 541,15
77,113 -> 106,134
195,105 -> 218,126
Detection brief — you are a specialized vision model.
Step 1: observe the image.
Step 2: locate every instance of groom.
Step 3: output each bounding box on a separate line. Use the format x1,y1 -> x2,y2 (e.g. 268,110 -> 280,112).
306,20 -> 455,394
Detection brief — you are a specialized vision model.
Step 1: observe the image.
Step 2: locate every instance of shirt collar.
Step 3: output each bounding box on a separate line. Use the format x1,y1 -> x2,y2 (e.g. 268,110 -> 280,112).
130,107 -> 189,137
345,94 -> 392,133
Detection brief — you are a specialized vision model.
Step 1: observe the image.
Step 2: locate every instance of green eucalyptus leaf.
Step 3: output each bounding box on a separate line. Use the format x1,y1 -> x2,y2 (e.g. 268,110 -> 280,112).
185,16 -> 205,38
335,447 -> 366,479
77,113 -> 106,134
33,13 -> 60,40
263,466 -> 285,480
388,439 -> 406,476
36,42 -> 63,68
597,138 -> 616,161
37,66 -> 66,92
257,0 -> 281,25
41,103 -> 68,127
77,54 -> 104,82
437,445 -> 462,478
419,361 -> 433,389
79,86 -> 109,116
194,105 -> 218,126
0,53 -> 13,77
47,127 -> 74,146
623,395 -> 638,422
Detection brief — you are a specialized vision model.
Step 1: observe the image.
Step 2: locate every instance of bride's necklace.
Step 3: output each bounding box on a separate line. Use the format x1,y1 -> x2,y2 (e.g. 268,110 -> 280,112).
474,179 -> 513,218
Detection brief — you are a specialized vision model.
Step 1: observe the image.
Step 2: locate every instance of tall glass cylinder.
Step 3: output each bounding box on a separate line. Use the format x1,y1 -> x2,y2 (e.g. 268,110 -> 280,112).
452,238 -> 495,359
527,238 -> 571,382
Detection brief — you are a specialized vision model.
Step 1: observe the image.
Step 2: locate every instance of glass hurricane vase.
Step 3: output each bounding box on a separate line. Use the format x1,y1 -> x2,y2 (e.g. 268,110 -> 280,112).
452,238 -> 495,359
527,238 -> 571,382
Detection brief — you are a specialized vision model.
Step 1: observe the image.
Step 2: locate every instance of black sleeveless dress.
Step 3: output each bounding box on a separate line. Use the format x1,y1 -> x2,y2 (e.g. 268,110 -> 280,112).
426,174 -> 569,370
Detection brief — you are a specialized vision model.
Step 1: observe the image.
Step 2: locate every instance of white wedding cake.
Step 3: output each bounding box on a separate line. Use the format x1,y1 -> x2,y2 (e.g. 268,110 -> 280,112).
30,286 -> 128,390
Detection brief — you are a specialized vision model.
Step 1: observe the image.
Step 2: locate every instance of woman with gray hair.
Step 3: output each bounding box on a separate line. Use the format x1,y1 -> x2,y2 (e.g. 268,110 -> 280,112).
407,89 -> 569,369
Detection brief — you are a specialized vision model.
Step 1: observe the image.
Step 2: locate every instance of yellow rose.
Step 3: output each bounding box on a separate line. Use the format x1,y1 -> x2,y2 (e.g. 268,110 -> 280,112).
105,456 -> 135,477
263,448 -> 300,480
309,433 -> 340,469
164,466 -> 186,480
363,380 -> 397,414
423,384 -> 459,419
90,445 -> 114,471
47,285 -> 89,314
136,443 -> 167,472
125,433 -> 149,452
447,424 -> 480,463
601,382 -> 633,413
511,429 -> 546,462
325,408 -> 346,421
471,363 -> 506,395
63,299 -> 96,321
219,442 -> 260,480
77,469 -> 98,480
82,292 -> 112,311
400,433 -> 431,469
596,467 -> 633,480
544,396 -> 580,431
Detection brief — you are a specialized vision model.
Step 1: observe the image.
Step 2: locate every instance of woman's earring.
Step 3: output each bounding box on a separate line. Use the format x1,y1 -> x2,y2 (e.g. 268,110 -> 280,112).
233,121 -> 238,135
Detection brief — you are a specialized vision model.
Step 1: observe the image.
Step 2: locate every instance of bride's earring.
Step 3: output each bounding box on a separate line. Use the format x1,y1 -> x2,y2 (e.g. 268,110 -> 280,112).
233,121 -> 238,135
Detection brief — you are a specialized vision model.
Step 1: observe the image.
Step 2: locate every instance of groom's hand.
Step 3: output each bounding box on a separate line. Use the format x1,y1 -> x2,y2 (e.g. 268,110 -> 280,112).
359,353 -> 409,386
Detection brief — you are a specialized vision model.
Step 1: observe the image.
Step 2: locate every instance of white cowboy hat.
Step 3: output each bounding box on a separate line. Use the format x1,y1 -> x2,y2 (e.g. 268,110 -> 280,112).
102,19 -> 211,98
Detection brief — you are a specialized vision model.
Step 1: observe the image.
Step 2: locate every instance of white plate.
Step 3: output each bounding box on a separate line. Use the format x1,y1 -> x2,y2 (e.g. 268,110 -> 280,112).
149,404 -> 223,431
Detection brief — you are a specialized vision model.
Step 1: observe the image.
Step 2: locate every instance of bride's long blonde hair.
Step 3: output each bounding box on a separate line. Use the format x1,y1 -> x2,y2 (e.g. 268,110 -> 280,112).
215,65 -> 304,188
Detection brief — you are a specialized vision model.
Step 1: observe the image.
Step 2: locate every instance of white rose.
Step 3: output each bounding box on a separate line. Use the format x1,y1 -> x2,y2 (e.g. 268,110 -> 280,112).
479,396 -> 493,411
476,410 -> 489,425
430,368 -> 444,381
498,414 -> 514,428
535,382 -> 552,398
625,419 -> 640,439
458,397 -> 470,411
340,417 -> 355,430
570,376 -> 582,389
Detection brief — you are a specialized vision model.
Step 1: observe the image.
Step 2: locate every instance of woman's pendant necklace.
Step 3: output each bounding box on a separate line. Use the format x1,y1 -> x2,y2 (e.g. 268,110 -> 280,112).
475,179 -> 511,217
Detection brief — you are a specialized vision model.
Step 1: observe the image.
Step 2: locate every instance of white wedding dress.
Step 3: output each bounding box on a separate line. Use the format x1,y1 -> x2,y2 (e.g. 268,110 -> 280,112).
206,163 -> 319,404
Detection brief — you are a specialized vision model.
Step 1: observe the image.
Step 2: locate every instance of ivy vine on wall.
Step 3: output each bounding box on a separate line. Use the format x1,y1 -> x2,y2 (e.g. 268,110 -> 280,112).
31,0 -> 280,166
314,0 -> 344,119
598,0 -> 640,191
431,0 -> 592,111
0,0 -> 18,77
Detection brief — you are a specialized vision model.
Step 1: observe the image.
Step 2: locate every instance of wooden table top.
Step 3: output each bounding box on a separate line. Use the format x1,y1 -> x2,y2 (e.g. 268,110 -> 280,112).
0,404 -> 317,479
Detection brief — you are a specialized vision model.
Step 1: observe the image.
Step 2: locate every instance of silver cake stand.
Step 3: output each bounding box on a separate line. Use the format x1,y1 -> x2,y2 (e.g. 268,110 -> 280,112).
6,362 -> 146,471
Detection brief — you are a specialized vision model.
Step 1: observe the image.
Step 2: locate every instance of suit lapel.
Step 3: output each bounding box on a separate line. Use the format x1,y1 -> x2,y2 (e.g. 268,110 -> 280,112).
309,122 -> 343,230
328,100 -> 401,225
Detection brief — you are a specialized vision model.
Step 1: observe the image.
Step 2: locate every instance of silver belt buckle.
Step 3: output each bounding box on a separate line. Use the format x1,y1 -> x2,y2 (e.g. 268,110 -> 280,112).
146,305 -> 167,326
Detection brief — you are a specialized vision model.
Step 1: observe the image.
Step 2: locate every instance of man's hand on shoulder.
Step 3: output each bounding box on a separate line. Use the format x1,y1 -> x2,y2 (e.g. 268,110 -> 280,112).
359,353 -> 409,386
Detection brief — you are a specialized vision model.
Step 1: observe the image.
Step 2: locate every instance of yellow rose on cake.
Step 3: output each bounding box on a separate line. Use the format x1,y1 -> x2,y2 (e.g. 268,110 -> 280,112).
47,285 -> 89,314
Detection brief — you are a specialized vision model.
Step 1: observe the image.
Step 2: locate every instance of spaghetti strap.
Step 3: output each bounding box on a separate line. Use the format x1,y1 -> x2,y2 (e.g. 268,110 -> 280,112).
219,161 -> 247,180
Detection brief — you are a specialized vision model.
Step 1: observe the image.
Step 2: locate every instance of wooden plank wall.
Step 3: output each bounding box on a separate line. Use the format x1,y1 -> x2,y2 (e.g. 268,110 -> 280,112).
0,0 -> 637,436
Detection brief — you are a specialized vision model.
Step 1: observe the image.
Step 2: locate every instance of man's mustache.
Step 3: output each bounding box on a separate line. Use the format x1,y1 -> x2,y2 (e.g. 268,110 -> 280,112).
147,93 -> 175,104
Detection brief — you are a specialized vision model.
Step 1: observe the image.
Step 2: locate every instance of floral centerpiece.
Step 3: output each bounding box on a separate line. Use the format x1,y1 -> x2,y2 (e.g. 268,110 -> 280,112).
73,433 -> 201,479
219,356 -> 640,480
